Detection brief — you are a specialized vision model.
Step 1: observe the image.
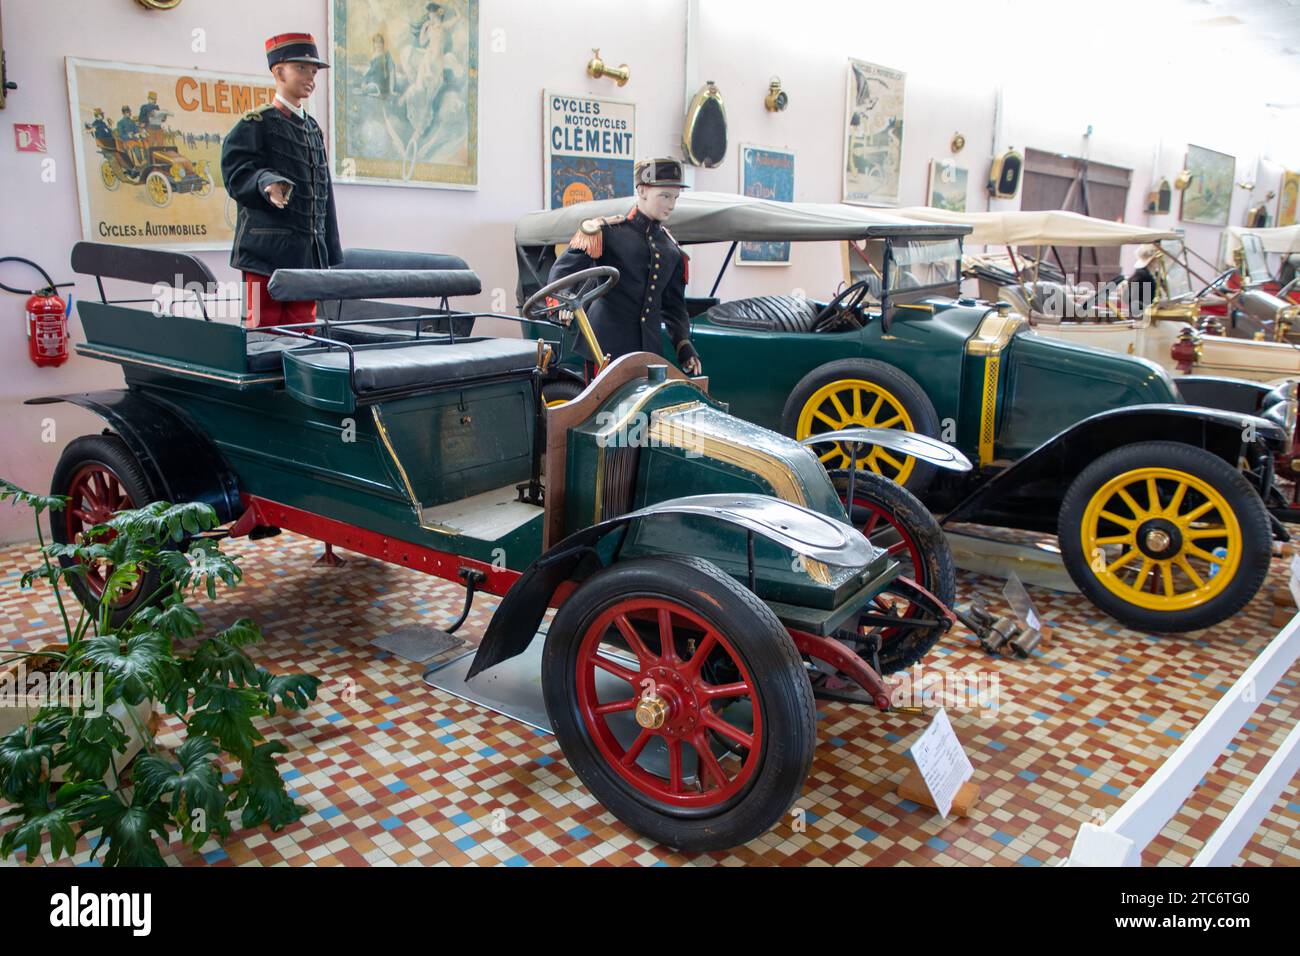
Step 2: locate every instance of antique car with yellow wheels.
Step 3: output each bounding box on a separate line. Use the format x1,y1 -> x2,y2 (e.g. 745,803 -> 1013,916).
85,111 -> 215,209
31,241 -> 965,853
514,192 -> 1292,634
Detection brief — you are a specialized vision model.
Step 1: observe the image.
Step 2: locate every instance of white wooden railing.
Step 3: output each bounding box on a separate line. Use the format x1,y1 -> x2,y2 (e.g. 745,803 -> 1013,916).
1067,606 -> 1300,867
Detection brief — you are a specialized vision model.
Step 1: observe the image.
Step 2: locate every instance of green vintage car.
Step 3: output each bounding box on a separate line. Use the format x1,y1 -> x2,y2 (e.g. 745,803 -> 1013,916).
30,241 -> 963,853
514,192 -> 1292,634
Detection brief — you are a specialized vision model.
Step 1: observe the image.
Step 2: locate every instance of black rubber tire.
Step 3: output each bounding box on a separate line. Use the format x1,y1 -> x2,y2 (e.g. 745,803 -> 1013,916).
542,556 -> 817,853
50,434 -> 162,628
781,358 -> 941,497
542,378 -> 584,407
827,469 -> 955,672
1057,441 -> 1271,633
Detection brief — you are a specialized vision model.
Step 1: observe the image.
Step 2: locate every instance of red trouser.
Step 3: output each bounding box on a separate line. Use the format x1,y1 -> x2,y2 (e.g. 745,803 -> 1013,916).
243,272 -> 317,329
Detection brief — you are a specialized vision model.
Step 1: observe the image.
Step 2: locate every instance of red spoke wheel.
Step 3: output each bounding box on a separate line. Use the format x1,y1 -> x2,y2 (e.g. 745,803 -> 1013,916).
543,556 -> 816,853
574,598 -> 761,809
50,434 -> 160,627
828,469 -> 955,674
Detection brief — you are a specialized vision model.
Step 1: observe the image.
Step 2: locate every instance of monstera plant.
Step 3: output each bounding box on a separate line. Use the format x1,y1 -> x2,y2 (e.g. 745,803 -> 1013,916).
0,479 -> 320,866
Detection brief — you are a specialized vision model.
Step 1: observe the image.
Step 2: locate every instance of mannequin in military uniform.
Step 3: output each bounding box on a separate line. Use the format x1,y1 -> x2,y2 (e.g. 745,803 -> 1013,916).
221,32 -> 342,328
549,158 -> 701,375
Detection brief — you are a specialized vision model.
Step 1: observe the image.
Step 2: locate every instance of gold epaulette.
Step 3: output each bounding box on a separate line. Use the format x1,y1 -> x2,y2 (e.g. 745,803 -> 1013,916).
568,215 -> 623,258
241,104 -> 275,122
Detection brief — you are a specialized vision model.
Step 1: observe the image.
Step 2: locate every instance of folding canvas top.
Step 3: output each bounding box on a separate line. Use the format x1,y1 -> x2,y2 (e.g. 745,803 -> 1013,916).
1225,225 -> 1300,256
515,191 -> 971,246
897,208 -> 1181,248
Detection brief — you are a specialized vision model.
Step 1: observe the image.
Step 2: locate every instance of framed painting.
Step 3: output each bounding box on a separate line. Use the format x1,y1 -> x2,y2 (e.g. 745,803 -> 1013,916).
927,159 -> 968,212
1277,170 -> 1299,228
543,90 -> 635,208
1180,144 -> 1235,227
842,58 -> 905,206
330,0 -> 478,189
737,143 -> 795,265
65,57 -> 275,250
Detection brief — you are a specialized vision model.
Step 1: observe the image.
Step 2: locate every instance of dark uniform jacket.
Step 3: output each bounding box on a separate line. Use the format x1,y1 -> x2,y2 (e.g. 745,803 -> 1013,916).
221,102 -> 343,277
549,207 -> 696,365
1126,266 -> 1157,318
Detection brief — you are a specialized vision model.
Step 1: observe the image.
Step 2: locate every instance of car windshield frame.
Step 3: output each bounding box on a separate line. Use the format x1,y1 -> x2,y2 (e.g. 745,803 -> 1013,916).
1157,239 -> 1194,300
883,237 -> 964,298
1240,234 -> 1270,286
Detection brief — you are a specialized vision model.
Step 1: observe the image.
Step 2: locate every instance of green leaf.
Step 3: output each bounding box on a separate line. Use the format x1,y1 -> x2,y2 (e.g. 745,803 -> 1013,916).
156,541 -> 242,598
74,633 -> 166,706
155,661 -> 191,716
81,789 -> 170,867
0,796 -> 78,862
0,478 -> 67,516
58,710 -> 130,782
190,632 -> 259,688
0,716 -> 68,801
189,684 -> 264,758
0,780 -> 112,862
100,562 -> 142,606
107,501 -> 218,546
227,740 -> 302,831
136,601 -> 202,641
218,618 -> 263,649
255,670 -> 321,715
134,735 -> 226,846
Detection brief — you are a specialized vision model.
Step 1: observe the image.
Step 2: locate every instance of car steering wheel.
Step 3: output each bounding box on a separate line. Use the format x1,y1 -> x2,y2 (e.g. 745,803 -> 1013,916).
522,265 -> 620,323
812,279 -> 871,333
1193,268 -> 1237,300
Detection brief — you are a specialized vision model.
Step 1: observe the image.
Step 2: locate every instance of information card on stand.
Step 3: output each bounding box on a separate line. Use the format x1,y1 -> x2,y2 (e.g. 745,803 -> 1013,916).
911,708 -> 975,819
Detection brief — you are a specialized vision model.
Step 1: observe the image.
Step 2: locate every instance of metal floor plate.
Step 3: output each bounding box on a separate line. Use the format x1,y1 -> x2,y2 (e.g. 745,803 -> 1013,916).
422,630 -> 753,782
372,625 -> 466,663
423,636 -> 552,732
945,531 -> 1078,593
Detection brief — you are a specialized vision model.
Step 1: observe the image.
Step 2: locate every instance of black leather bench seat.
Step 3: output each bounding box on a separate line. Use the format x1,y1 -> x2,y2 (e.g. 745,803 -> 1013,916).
246,326 -> 443,374
246,332 -> 310,373
293,336 -> 539,393
707,295 -> 819,333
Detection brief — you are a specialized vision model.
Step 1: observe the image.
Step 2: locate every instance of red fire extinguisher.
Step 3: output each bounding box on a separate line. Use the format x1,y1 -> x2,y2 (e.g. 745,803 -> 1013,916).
1,257 -> 75,368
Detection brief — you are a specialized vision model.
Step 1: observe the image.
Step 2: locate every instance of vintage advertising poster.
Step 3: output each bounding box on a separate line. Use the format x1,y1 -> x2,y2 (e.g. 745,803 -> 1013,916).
330,0 -> 478,189
843,58 -> 906,206
1180,144 -> 1236,227
65,58 -> 274,250
543,90 -> 635,209
737,143 -> 794,265
927,159 -> 968,212
1277,170 -> 1299,228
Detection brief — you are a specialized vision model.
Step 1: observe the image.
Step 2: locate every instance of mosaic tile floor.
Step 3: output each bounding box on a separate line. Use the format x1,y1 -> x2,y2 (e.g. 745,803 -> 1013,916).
0,528 -> 1296,868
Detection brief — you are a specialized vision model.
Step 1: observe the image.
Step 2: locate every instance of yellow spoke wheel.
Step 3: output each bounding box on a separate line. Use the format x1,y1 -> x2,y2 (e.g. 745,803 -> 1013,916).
795,378 -> 917,485
1081,466 -> 1240,612
145,171 -> 172,208
100,160 -> 120,191
1059,441 -> 1271,633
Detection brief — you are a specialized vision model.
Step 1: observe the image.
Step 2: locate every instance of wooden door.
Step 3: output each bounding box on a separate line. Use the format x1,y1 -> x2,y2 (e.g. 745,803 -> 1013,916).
1021,148 -> 1133,287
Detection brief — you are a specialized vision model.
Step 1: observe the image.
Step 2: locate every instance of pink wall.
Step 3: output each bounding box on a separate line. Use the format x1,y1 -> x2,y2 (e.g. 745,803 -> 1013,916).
1,0 -> 1296,543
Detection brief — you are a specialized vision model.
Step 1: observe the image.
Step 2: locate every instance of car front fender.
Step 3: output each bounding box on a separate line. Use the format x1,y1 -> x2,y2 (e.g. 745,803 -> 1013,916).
1174,375 -> 1271,415
942,404 -> 1285,533
465,493 -> 876,679
799,427 -> 973,472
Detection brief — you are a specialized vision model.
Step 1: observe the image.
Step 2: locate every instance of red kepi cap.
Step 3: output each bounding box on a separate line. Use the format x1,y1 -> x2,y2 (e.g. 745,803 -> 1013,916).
265,33 -> 330,70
